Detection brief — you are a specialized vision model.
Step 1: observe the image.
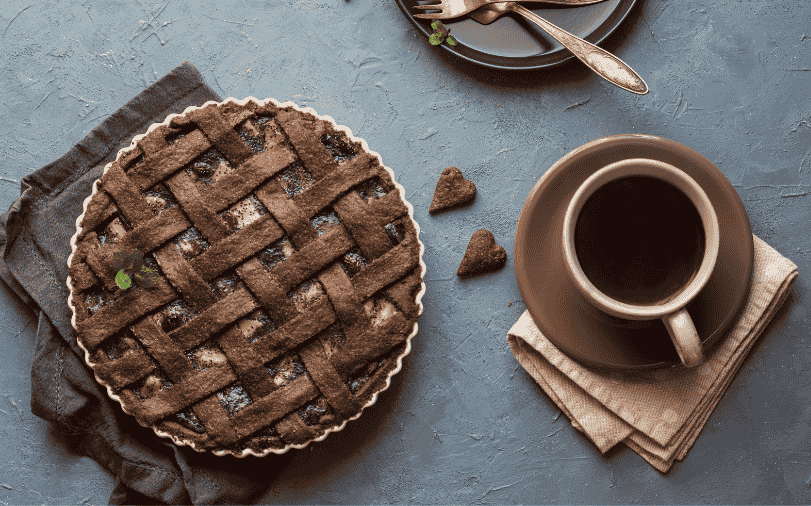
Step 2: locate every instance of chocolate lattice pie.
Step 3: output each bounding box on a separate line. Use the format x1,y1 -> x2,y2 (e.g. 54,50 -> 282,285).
67,97 -> 426,456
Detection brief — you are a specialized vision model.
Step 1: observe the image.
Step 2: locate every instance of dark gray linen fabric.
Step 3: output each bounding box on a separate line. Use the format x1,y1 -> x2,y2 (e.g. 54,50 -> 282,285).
0,62 -> 293,505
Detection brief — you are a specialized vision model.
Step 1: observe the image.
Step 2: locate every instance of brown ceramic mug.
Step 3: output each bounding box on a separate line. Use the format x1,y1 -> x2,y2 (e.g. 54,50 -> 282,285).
561,158 -> 720,368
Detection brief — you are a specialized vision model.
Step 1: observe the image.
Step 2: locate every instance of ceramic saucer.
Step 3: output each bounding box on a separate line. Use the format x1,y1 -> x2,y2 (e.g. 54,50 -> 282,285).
514,134 -> 754,369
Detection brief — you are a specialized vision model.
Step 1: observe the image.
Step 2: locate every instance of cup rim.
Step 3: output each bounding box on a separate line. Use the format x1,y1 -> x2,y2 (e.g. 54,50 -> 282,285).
561,158 -> 721,319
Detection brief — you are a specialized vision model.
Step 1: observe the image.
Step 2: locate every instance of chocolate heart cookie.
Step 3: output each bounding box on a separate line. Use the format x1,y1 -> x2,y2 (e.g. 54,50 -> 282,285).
457,229 -> 507,277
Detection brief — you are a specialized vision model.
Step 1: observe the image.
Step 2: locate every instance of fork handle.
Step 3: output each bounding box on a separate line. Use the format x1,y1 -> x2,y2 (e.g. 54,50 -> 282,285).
508,3 -> 648,95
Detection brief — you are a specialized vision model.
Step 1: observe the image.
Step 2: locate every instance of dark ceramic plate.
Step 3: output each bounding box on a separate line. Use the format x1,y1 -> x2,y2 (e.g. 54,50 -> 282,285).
396,0 -> 637,70
514,135 -> 755,369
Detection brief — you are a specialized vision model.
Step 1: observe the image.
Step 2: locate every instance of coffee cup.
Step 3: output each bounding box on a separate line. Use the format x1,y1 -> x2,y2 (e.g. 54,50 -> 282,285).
561,158 -> 720,368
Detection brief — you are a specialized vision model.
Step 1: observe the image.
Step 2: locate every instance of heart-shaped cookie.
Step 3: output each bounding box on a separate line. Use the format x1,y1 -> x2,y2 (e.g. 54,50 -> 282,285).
429,166 -> 476,214
457,229 -> 507,277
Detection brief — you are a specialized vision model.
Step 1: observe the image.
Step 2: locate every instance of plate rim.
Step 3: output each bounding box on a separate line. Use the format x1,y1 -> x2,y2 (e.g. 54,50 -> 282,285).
396,0 -> 639,71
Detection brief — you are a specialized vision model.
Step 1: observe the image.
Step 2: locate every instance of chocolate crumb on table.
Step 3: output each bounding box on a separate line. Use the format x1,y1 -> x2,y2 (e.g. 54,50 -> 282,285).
429,166 -> 476,214
457,229 -> 507,278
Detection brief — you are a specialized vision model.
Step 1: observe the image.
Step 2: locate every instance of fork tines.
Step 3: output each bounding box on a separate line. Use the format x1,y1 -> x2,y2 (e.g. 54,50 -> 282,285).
412,0 -> 443,19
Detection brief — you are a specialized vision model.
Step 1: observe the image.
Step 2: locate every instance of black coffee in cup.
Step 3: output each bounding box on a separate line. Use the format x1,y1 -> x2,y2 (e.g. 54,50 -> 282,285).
573,175 -> 706,306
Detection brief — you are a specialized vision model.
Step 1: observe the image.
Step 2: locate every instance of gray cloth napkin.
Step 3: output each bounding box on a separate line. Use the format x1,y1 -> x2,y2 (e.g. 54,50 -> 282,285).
0,61 -> 293,504
507,234 -> 798,472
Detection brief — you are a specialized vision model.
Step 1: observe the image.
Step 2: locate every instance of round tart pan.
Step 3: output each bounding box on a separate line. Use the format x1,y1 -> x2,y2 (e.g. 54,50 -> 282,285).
67,97 -> 427,456
514,134 -> 754,369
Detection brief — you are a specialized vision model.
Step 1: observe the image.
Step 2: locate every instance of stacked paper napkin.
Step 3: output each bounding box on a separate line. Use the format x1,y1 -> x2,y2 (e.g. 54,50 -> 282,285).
507,234 -> 798,472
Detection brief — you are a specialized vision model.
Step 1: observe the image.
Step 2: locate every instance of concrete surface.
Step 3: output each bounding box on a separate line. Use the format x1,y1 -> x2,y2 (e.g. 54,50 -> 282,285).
1,0 -> 810,503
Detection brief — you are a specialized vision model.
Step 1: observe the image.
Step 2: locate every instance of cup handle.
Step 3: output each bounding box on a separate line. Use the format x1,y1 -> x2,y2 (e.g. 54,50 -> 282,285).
662,309 -> 704,368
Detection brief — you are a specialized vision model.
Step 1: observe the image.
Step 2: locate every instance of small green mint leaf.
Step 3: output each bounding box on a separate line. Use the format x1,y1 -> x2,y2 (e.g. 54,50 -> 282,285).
115,269 -> 132,290
446,35 -> 457,45
431,20 -> 440,30
429,33 -> 442,45
135,267 -> 159,288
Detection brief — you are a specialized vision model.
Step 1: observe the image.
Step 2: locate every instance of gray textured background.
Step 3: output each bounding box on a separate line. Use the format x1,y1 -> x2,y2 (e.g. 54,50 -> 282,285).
1,0 -> 810,503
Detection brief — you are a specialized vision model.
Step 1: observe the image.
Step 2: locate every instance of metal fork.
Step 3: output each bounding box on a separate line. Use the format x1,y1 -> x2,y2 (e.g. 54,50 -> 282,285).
412,0 -> 606,20
413,0 -> 648,95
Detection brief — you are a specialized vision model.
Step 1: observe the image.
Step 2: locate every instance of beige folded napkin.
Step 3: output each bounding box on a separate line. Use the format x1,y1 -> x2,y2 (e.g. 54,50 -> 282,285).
507,234 -> 798,472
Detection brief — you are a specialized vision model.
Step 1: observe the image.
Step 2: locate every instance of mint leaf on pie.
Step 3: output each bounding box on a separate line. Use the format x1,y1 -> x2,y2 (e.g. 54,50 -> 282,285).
113,249 -> 157,289
134,267 -> 160,288
115,269 -> 132,290
429,32 -> 442,45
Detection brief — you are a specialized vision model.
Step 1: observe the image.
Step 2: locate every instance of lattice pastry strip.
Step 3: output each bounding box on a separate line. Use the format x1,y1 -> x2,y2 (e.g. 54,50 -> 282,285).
250,296 -> 338,367
273,107 -> 340,180
132,316 -> 197,383
225,314 -> 412,438
237,259 -> 300,324
164,169 -> 233,244
218,324 -> 277,400
188,214 -> 285,281
92,346 -> 155,391
298,334 -> 362,419
98,163 -> 156,227
153,243 -> 219,313
192,104 -> 255,165
290,154 -> 379,218
258,188 -> 319,244
318,263 -> 366,328
125,128 -> 212,194
332,191 -> 393,260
